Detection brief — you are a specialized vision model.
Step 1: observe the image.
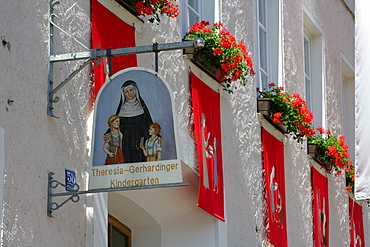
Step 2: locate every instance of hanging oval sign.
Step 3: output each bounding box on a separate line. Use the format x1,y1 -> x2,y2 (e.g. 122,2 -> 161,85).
89,68 -> 182,190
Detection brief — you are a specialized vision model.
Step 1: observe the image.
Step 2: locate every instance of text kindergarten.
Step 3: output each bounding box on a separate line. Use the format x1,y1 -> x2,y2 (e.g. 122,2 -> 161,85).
89,159 -> 183,190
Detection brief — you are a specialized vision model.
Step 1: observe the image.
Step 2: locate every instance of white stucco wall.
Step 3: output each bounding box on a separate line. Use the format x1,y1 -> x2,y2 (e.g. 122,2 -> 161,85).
91,0 -> 357,246
282,0 -> 355,246
0,0 -> 359,246
0,0 -> 91,245
133,0 -> 265,245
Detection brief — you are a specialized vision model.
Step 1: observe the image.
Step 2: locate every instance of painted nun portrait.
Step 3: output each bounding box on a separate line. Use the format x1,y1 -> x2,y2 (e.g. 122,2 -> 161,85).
106,80 -> 153,163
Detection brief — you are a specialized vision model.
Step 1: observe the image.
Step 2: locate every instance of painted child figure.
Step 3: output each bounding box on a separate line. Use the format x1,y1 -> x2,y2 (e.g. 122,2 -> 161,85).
103,115 -> 125,165
140,123 -> 162,161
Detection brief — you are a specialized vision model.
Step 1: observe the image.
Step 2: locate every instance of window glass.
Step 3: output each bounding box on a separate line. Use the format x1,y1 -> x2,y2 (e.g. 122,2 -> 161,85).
188,0 -> 199,12
303,9 -> 323,128
189,10 -> 200,26
259,27 -> 268,73
304,37 -> 311,76
112,227 -> 128,247
305,76 -> 312,109
256,0 -> 281,90
258,0 -> 270,90
304,35 -> 312,109
188,0 -> 200,27
341,58 -> 355,158
259,0 -> 266,26
108,214 -> 131,247
182,0 -> 218,37
261,72 -> 268,90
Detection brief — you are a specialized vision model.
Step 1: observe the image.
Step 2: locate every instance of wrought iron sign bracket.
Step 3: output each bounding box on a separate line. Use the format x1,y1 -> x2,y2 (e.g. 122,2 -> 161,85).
47,172 -> 189,217
48,1 -> 204,118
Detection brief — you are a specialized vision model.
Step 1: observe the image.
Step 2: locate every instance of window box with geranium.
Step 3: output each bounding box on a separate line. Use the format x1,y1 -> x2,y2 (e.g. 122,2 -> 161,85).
343,148 -> 370,204
345,162 -> 355,194
343,162 -> 370,206
307,127 -> 351,175
257,83 -> 314,142
257,97 -> 288,134
116,0 -> 179,23
184,21 -> 256,93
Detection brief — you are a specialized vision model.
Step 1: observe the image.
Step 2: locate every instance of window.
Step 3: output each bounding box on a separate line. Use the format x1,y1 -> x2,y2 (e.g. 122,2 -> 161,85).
303,7 -> 324,128
258,0 -> 269,89
187,0 -> 201,27
181,0 -> 219,36
304,33 -> 312,109
255,0 -> 281,90
341,55 -> 355,158
108,214 -> 132,247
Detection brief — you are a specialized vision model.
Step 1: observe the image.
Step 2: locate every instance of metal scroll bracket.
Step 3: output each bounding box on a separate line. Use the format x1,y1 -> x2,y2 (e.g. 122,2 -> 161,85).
48,1 -> 205,118
47,172 -> 189,217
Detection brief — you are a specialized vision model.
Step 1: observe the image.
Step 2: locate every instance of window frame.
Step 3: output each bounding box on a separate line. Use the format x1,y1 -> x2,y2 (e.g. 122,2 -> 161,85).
108,214 -> 132,247
341,54 -> 355,158
304,32 -> 313,109
187,0 -> 201,26
303,6 -> 324,129
254,0 -> 282,91
258,0 -> 270,90
181,0 -> 220,37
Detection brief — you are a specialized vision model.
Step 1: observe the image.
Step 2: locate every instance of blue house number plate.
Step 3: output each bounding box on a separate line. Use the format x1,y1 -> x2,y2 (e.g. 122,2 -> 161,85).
65,169 -> 76,191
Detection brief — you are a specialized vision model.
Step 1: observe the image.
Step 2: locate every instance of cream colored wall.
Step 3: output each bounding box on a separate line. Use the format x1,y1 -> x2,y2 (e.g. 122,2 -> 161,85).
220,1 -> 266,245
282,0 -> 355,246
134,0 -> 265,245
134,0 -> 356,246
0,0 -> 91,246
0,0 -> 358,246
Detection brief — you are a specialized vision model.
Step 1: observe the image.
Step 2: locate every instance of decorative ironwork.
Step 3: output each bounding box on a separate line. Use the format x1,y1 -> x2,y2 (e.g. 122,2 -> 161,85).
47,172 -> 189,217
48,1 -> 205,118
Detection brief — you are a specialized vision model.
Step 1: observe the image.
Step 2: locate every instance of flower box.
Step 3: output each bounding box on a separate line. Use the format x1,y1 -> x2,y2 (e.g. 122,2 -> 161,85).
184,46 -> 220,81
307,142 -> 331,172
183,21 -> 255,93
114,0 -> 179,23
258,83 -> 314,143
307,128 -> 352,175
115,0 -> 141,17
307,142 -> 318,157
257,98 -> 288,134
257,98 -> 275,118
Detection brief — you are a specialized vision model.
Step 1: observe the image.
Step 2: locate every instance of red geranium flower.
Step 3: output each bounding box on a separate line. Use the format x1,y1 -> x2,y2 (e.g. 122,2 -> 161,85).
258,84 -> 314,143
184,21 -> 256,93
273,112 -> 282,124
126,0 -> 179,23
345,185 -> 352,194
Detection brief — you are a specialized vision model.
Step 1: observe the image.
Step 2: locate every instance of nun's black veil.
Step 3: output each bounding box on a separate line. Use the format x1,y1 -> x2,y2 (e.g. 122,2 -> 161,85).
112,80 -> 153,163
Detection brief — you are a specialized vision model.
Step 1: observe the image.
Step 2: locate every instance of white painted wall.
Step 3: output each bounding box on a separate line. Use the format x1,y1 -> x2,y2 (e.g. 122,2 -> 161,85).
0,128 -> 4,245
0,0 -> 91,245
0,0 -> 359,246
87,0 -> 358,245
283,0 -> 355,246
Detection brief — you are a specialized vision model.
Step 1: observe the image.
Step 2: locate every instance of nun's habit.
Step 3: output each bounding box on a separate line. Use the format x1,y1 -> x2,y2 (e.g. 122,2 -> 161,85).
114,80 -> 153,163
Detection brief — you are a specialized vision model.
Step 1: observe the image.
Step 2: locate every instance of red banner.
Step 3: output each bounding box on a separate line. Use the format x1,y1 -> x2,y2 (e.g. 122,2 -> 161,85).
349,198 -> 365,247
91,0 -> 137,99
312,167 -> 329,247
261,127 -> 287,247
191,73 -> 224,221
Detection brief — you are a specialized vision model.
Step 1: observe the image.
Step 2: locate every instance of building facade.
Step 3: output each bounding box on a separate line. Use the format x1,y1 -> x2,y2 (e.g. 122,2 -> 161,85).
0,0 -> 367,246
